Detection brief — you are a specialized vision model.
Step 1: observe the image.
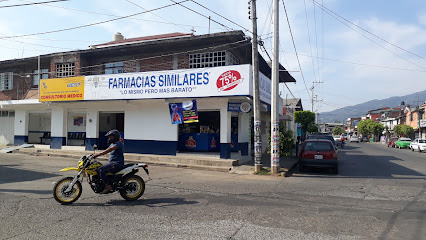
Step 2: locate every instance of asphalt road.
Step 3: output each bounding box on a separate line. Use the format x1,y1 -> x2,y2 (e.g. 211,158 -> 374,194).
0,143 -> 425,240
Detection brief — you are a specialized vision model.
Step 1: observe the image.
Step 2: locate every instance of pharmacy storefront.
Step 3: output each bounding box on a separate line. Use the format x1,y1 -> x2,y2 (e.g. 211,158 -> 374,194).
6,64 -> 275,159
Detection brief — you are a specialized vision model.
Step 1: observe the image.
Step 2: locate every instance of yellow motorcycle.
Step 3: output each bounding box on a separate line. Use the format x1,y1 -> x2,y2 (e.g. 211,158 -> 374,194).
53,154 -> 149,204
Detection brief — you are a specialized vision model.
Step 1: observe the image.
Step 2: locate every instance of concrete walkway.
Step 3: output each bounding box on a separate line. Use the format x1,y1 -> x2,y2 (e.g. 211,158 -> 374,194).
0,144 -> 299,176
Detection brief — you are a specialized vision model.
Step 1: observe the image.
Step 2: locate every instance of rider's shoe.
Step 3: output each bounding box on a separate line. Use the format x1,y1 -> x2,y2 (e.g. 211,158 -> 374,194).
100,184 -> 112,194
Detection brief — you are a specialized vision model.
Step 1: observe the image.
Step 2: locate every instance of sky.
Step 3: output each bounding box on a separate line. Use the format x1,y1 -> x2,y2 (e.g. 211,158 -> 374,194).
1,0 -> 426,114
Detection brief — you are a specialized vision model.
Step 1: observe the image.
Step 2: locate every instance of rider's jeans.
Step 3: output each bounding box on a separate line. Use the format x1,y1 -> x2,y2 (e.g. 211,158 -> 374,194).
98,162 -> 121,185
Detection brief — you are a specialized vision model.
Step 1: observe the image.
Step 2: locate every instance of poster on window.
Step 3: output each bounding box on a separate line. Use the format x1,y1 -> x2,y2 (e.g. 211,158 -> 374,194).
74,117 -> 84,126
169,100 -> 199,124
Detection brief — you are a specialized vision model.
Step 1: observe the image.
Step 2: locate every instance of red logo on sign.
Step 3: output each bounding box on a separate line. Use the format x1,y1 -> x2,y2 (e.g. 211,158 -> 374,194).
211,137 -> 216,148
230,140 -> 234,148
217,70 -> 242,92
185,136 -> 196,148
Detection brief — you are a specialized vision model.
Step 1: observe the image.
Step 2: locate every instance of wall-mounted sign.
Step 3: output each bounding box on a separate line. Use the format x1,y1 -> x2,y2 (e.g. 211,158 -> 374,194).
38,65 -> 273,104
228,102 -> 252,112
169,100 -> 199,124
39,76 -> 84,102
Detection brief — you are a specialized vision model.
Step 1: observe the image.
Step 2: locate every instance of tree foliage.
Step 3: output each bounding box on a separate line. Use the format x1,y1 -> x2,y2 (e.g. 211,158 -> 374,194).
393,124 -> 414,137
307,124 -> 319,133
357,119 -> 384,136
332,126 -> 345,136
294,111 -> 316,138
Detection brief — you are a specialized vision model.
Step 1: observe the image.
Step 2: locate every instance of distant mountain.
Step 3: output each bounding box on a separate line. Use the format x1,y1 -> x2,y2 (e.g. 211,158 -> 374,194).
319,89 -> 426,123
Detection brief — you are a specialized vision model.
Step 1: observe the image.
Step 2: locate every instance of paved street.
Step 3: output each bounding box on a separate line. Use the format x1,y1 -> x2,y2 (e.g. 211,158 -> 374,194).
0,143 -> 425,240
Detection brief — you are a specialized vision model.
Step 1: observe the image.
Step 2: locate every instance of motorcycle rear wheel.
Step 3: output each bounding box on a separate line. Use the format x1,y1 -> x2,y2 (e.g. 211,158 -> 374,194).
53,177 -> 82,204
120,175 -> 145,201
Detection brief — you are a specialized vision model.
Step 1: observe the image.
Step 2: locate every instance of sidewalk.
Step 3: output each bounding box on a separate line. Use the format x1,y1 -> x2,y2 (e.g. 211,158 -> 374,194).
1,144 -> 299,176
230,150 -> 299,177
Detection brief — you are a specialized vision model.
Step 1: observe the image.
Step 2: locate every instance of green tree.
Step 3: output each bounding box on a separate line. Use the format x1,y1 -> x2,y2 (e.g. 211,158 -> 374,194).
394,124 -> 414,137
333,126 -> 345,136
357,119 -> 373,136
294,111 -> 316,140
369,121 -> 384,137
307,124 -> 319,133
357,119 -> 384,141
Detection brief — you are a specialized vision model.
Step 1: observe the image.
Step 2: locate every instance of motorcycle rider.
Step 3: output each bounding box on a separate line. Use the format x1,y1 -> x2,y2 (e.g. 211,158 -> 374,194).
93,129 -> 124,194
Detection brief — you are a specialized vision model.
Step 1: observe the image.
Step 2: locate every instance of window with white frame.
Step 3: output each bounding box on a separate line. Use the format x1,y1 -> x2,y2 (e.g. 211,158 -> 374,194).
189,51 -> 239,68
56,63 -> 75,78
33,69 -> 49,86
0,72 -> 13,91
105,62 -> 124,74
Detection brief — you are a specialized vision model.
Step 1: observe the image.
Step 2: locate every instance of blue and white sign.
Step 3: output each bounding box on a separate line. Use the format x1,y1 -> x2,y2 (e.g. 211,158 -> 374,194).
228,102 -> 252,112
84,65 -> 254,101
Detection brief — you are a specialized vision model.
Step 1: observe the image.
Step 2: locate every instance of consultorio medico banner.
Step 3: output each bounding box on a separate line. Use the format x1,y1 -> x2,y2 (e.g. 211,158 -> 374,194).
40,64 -> 272,103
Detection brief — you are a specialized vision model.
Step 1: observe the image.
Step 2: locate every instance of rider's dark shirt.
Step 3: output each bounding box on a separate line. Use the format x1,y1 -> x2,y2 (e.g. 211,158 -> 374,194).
109,140 -> 124,165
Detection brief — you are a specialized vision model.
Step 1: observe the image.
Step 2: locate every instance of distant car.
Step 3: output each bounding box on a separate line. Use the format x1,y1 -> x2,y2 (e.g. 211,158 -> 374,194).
307,134 -> 337,148
349,135 -> 359,143
298,139 -> 338,174
409,138 -> 426,152
395,137 -> 412,149
360,136 -> 368,142
340,134 -> 348,140
387,137 -> 399,148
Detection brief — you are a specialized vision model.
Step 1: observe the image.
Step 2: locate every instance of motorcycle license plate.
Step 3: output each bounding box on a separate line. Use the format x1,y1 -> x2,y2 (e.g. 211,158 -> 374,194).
314,155 -> 323,159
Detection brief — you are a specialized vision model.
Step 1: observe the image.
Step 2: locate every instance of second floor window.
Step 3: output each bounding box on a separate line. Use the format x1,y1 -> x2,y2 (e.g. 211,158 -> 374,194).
0,72 -> 13,91
189,51 -> 239,68
105,62 -> 124,74
410,113 -> 414,121
33,69 -> 49,86
56,63 -> 75,78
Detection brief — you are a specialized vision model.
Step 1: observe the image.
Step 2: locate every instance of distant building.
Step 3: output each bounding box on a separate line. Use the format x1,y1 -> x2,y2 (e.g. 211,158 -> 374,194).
346,117 -> 361,134
281,98 -> 303,139
318,123 -> 345,135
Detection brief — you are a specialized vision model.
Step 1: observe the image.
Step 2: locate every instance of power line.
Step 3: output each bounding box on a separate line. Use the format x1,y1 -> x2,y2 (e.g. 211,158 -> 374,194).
282,0 -> 311,99
258,40 -> 298,100
302,0 -> 319,84
19,0 -> 228,32
310,0 -> 426,71
311,0 -> 426,62
0,0 -> 68,8
169,0 -> 233,31
122,0 -> 189,32
190,0 -> 252,33
0,0 -> 191,40
279,49 -> 426,73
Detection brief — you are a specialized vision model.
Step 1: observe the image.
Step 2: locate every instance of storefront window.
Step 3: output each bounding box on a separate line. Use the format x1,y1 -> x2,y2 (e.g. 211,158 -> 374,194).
179,112 -> 220,133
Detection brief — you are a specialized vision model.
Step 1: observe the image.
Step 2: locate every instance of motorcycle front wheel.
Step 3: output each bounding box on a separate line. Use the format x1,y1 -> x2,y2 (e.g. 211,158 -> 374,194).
120,175 -> 145,201
53,177 -> 82,204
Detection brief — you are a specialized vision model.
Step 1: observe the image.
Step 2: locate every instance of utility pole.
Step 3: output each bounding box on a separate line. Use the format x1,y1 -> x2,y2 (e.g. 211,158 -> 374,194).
250,0 -> 262,173
271,0 -> 280,174
311,81 -> 323,124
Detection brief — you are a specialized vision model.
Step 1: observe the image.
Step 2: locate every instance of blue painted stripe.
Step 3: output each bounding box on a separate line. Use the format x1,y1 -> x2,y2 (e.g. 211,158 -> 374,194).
125,139 -> 177,155
14,135 -> 28,146
85,138 -> 98,151
50,137 -> 66,149
220,143 -> 231,159
238,142 -> 249,156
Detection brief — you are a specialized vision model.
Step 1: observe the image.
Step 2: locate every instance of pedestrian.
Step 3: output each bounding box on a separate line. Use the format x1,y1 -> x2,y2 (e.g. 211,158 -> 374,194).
93,129 -> 125,194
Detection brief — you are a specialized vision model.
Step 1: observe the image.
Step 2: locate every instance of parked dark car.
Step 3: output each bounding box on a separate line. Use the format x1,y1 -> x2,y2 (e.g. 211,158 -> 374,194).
306,134 -> 337,148
299,139 -> 339,174
387,137 -> 399,148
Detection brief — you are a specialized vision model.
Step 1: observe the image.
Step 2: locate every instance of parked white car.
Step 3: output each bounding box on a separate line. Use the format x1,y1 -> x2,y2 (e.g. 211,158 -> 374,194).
409,138 -> 426,152
349,135 -> 359,143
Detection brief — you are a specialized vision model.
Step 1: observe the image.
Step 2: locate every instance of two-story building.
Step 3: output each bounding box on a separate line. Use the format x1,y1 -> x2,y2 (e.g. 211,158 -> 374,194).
0,31 -> 296,159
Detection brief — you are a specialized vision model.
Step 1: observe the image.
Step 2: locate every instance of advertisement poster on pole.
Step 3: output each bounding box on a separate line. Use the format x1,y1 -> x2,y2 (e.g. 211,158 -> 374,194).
169,100 -> 199,124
